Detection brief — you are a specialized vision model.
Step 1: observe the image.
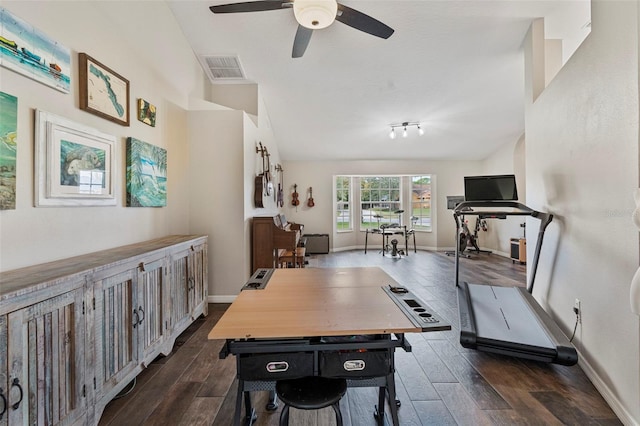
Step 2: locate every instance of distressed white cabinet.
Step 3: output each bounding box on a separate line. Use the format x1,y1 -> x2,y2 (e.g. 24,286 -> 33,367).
0,235 -> 208,425
135,255 -> 169,366
0,280 -> 87,426
90,266 -> 138,414
168,240 -> 208,336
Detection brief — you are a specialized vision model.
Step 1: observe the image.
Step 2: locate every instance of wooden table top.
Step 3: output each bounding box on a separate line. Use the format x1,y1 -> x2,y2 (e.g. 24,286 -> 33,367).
208,267 -> 424,340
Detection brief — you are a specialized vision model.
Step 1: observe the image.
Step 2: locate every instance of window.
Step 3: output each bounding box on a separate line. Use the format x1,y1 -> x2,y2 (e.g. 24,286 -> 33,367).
410,175 -> 431,231
360,177 -> 401,230
335,176 -> 352,231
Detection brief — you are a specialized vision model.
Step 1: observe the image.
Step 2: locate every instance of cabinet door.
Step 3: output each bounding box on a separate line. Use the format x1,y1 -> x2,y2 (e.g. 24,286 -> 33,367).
7,287 -> 86,426
136,258 -> 167,366
93,268 -> 137,402
0,315 -> 7,426
168,249 -> 192,335
189,242 -> 208,318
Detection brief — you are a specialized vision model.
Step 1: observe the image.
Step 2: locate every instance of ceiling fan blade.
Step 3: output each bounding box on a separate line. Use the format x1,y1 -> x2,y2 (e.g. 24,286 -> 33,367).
209,1 -> 289,14
335,3 -> 394,39
292,25 -> 313,58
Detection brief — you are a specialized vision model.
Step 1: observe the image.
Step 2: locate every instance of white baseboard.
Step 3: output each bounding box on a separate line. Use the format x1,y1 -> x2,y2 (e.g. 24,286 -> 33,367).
208,295 -> 236,304
577,350 -> 638,425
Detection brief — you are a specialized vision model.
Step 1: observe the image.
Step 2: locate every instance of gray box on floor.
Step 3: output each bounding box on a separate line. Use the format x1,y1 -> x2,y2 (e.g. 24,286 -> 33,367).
303,233 -> 329,254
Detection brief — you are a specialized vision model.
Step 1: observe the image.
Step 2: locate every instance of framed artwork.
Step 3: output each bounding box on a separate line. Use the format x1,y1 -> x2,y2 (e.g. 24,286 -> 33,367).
0,91 -> 17,210
137,98 -> 156,127
78,53 -> 130,126
126,137 -> 166,207
0,7 -> 71,93
34,110 -> 116,207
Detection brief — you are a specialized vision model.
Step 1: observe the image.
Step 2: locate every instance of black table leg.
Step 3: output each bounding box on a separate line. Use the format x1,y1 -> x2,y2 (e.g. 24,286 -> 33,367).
374,386 -> 386,425
266,390 -> 278,411
386,373 -> 400,425
365,229 -> 369,254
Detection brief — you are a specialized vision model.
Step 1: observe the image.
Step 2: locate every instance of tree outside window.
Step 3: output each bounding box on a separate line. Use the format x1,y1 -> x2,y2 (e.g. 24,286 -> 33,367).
411,175 -> 431,231
336,176 -> 351,231
360,177 -> 401,230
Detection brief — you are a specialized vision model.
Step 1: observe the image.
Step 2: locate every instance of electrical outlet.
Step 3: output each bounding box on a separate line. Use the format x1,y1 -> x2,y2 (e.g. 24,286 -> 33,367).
574,298 -> 581,323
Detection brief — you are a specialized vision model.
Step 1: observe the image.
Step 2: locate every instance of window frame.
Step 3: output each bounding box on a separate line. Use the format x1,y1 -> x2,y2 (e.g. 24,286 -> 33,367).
335,176 -> 353,232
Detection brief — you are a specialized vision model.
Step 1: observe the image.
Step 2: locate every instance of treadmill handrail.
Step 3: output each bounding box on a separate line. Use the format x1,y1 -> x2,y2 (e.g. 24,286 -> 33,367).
453,200 -> 553,294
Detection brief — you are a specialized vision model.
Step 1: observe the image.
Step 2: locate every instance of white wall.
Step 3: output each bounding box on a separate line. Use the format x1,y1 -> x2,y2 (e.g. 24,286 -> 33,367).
0,1 -> 207,271
526,1 -> 640,422
479,135 -> 528,256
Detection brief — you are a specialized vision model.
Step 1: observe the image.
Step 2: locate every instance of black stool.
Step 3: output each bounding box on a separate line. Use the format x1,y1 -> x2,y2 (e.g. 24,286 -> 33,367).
276,376 -> 347,426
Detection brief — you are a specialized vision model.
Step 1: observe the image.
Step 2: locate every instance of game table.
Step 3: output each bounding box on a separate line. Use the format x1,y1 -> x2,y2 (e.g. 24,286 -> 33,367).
209,267 -> 450,425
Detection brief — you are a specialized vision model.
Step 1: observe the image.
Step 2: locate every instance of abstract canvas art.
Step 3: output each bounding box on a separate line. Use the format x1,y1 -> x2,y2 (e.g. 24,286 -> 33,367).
0,7 -> 71,93
126,137 -> 166,207
0,91 -> 17,209
137,98 -> 156,127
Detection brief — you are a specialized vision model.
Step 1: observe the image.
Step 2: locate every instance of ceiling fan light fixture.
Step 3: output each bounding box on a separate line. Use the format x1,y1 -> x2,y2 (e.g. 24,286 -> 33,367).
293,0 -> 338,29
389,128 -> 396,139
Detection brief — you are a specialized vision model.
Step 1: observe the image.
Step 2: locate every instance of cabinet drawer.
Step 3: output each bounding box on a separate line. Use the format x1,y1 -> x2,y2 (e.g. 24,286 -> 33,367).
320,350 -> 391,379
238,352 -> 314,381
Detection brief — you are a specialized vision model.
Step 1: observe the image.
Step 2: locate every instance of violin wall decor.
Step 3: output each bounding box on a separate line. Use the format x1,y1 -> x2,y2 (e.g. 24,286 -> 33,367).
276,164 -> 284,207
254,142 -> 267,208
292,184 -> 300,209
307,187 -> 315,208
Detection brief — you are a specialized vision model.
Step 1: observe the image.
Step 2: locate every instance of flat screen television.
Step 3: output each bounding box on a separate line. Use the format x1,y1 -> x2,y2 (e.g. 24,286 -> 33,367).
464,175 -> 518,201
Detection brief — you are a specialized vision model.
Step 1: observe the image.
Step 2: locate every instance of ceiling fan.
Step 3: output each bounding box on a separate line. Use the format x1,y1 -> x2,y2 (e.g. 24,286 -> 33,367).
209,0 -> 394,58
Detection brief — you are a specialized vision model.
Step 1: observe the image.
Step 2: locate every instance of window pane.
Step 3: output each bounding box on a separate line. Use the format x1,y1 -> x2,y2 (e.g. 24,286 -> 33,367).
411,175 -> 431,230
336,176 -> 352,231
360,176 -> 401,229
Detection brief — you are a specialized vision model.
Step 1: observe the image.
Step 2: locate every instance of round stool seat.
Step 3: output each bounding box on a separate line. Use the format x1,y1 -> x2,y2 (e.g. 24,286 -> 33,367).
276,376 -> 347,410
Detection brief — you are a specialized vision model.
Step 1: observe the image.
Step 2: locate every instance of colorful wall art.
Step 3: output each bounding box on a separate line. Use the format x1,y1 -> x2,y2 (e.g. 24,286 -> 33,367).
0,91 -> 17,210
35,110 -> 116,207
137,98 -> 156,127
0,7 -> 71,93
126,137 -> 167,207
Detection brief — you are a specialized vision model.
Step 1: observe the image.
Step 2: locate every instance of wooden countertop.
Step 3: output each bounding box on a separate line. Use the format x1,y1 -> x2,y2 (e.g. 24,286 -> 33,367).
208,267 -> 423,340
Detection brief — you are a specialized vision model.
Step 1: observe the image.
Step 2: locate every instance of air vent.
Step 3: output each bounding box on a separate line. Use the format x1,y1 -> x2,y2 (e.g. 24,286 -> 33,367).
199,55 -> 246,82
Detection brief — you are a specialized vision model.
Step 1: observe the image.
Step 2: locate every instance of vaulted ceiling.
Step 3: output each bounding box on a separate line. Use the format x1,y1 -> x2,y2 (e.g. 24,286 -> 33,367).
167,1 -> 591,161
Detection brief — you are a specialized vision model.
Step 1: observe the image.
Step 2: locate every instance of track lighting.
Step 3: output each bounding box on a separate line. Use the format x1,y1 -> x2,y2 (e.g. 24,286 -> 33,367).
388,122 -> 424,139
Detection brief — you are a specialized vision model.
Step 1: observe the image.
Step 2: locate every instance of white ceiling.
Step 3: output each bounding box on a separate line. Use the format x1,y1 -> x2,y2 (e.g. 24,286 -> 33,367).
167,0 -> 591,162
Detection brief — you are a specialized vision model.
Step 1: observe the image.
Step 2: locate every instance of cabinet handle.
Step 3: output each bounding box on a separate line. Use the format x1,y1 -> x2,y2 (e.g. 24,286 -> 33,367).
138,306 -> 145,325
11,378 -> 23,410
0,387 -> 6,419
133,309 -> 139,329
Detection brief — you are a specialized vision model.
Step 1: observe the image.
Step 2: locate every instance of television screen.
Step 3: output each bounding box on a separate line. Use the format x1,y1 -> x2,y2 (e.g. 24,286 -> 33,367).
464,175 -> 518,201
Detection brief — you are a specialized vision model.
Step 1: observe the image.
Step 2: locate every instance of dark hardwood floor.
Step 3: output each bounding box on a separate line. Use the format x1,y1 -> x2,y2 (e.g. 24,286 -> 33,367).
99,250 -> 621,425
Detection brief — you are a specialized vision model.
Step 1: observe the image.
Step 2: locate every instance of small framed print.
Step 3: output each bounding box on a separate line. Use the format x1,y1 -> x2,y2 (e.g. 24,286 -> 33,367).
137,98 -> 156,127
78,53 -> 130,126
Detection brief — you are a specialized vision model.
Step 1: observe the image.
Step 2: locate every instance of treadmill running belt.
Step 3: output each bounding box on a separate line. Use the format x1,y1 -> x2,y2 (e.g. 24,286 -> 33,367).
457,282 -> 578,366
468,284 -> 554,349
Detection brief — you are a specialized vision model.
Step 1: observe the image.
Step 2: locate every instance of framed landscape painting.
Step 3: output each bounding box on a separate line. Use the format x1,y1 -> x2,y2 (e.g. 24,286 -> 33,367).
126,137 -> 166,207
34,110 -> 116,207
0,7 -> 71,93
0,91 -> 17,209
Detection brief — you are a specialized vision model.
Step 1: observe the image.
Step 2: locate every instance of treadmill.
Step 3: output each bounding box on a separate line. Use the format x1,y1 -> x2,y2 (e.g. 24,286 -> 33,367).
454,176 -> 578,366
